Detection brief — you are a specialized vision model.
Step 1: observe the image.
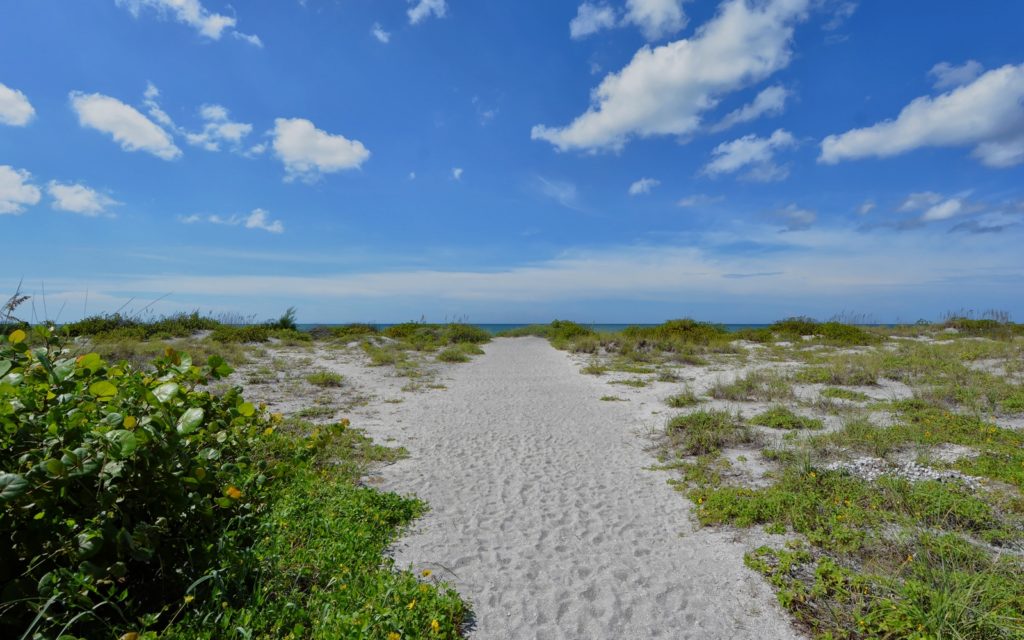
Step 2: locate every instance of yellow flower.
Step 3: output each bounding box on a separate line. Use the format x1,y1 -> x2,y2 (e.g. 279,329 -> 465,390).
388,634 -> 401,640
809,471 -> 817,478
407,599 -> 416,611
421,569 -> 432,577
184,594 -> 195,604
226,486 -> 243,500
431,620 -> 440,633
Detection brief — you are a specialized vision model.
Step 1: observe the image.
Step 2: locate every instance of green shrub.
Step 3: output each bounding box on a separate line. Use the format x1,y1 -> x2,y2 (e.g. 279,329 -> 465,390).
710,369 -> 793,401
306,370 -> 344,387
665,389 -> 702,408
623,319 -> 728,345
329,323 -> 379,339
0,327 -> 267,637
0,326 -> 467,638
751,406 -> 823,430
437,347 -> 470,362
664,410 -> 756,456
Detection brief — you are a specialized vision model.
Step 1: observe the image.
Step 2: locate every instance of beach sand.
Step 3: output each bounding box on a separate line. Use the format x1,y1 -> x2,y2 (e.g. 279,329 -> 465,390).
350,337 -> 803,639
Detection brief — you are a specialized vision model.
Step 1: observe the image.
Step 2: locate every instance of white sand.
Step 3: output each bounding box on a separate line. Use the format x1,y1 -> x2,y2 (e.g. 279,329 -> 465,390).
359,338 -> 802,639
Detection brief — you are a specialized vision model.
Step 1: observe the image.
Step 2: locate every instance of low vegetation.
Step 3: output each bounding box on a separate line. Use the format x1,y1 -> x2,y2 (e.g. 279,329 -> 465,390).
662,410 -> 757,457
750,406 -> 823,430
0,326 -> 466,638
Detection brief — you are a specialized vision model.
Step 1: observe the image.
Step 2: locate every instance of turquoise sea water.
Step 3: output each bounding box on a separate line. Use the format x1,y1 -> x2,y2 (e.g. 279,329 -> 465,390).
297,323 -> 771,334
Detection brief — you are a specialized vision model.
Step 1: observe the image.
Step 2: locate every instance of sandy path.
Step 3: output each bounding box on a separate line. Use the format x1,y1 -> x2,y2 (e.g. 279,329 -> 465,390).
369,338 -> 801,639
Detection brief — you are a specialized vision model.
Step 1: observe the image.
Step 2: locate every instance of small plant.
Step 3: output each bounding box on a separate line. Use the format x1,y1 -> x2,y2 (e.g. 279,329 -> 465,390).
437,347 -> 470,362
663,410 -> 756,456
306,370 -> 344,387
581,361 -> 608,375
665,389 -> 701,408
751,406 -> 823,430
710,369 -> 793,402
610,377 -> 648,387
600,395 -> 626,401
820,387 -> 871,402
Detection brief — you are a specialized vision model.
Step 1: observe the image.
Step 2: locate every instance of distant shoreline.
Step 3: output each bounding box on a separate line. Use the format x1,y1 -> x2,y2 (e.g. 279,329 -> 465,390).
296,322 -> 897,334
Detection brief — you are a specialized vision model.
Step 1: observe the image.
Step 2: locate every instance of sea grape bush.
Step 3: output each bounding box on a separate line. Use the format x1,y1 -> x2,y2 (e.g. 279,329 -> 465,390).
0,326 -> 287,638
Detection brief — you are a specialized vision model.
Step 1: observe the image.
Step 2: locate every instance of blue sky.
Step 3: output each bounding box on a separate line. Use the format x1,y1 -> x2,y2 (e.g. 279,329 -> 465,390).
1,0 -> 1023,323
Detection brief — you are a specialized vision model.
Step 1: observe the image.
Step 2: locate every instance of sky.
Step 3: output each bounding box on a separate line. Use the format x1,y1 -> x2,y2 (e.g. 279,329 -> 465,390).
1,0 -> 1023,324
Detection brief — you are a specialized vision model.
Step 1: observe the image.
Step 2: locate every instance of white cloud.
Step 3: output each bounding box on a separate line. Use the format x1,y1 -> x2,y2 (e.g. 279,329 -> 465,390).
570,3 -> 617,39
70,91 -> 181,160
532,0 -> 810,152
857,200 -> 876,215
703,128 -> 796,181
372,23 -> 391,43
452,167 -> 464,180
624,0 -> 687,41
0,165 -> 41,215
185,104 -> 252,151
115,0 -> 260,45
898,191 -> 943,212
272,117 -> 370,181
677,193 -> 723,207
47,181 -> 120,216
628,177 -> 660,195
820,63 -> 1024,168
408,0 -> 446,25
777,204 -> 816,230
710,85 -> 788,132
408,171 -> 417,180
180,208 -> 284,233
245,208 -> 284,233
822,1 -> 856,31
897,191 -> 970,224
920,198 -> 963,222
929,60 -> 983,90
0,82 -> 35,126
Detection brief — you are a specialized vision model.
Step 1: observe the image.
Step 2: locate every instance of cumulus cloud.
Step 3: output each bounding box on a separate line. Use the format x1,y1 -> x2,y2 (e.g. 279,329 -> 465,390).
929,60 -> 983,89
857,200 -> 876,215
703,129 -> 796,181
777,204 -> 816,231
47,181 -> 120,216
0,165 -> 42,215
628,177 -> 660,195
115,0 -> 260,45
897,191 -> 973,224
533,0 -> 810,152
710,85 -> 789,132
70,91 -> 181,160
371,23 -> 391,43
180,208 -> 284,233
452,167 -> 464,180
820,63 -> 1024,168
570,3 -> 617,39
408,0 -> 446,25
623,0 -> 688,41
272,117 -> 370,181
0,82 -> 35,126
185,104 -> 253,151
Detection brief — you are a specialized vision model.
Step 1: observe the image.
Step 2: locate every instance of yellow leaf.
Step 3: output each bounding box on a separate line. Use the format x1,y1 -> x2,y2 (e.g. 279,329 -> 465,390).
123,416 -> 137,429
119,633 -> 139,640
9,329 -> 26,344
226,486 -> 242,500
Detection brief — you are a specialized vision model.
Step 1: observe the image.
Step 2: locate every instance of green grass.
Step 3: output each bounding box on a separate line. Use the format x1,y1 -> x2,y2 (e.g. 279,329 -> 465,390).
820,387 -> 871,402
600,395 -> 626,402
663,410 -> 757,457
610,377 -> 648,387
751,406 -> 824,430
710,369 -> 794,402
665,389 -> 702,408
437,343 -> 484,363
162,423 -> 468,639
306,370 -> 345,387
